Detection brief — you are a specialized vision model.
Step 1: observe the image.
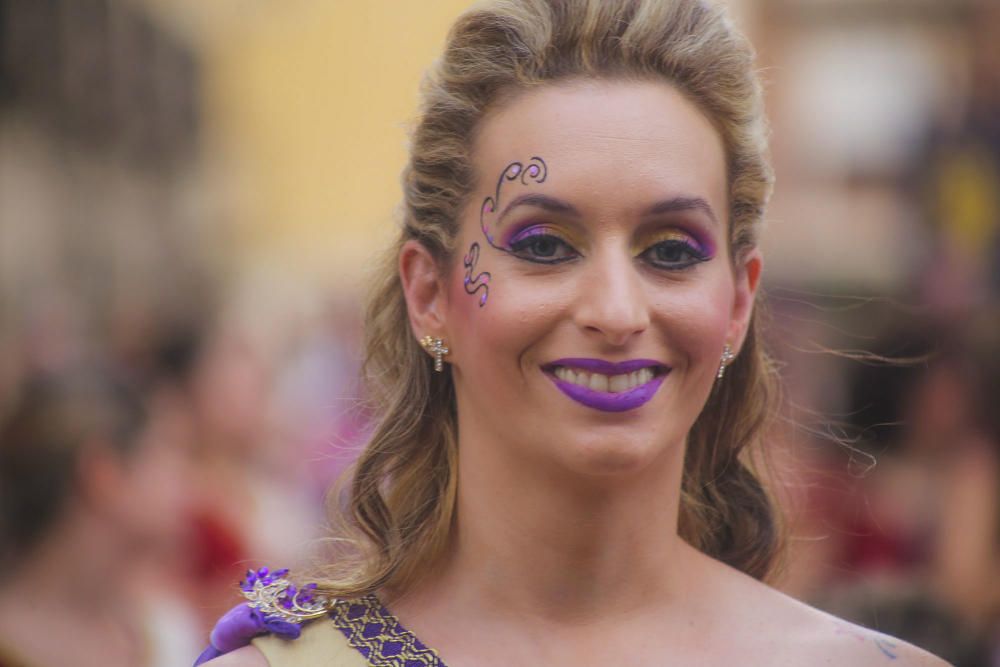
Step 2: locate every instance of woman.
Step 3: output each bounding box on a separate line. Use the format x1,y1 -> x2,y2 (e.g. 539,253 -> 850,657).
200,0 -> 949,664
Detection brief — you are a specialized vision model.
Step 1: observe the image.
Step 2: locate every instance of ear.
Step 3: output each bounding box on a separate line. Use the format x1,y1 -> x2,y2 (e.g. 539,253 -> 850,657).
399,239 -> 449,340
727,247 -> 763,355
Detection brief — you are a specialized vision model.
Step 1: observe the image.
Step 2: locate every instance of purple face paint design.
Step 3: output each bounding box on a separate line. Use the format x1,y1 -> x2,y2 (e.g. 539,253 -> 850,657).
462,242 -> 491,307
463,156 -> 549,307
480,157 -> 548,248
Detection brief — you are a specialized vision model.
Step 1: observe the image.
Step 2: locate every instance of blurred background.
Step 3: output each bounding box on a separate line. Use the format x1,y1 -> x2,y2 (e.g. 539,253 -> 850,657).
0,0 -> 997,665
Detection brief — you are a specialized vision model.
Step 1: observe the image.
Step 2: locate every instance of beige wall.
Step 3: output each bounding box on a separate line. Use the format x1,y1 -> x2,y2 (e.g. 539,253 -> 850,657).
137,0 -> 972,295
193,1 -> 473,292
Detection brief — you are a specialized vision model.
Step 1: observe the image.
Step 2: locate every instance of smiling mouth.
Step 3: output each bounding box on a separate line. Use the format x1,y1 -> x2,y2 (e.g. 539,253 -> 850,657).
542,359 -> 669,412
549,365 -> 659,393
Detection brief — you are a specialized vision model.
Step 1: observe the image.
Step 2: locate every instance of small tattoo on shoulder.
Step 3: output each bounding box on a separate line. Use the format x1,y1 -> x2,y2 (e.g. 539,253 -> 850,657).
835,622 -> 899,660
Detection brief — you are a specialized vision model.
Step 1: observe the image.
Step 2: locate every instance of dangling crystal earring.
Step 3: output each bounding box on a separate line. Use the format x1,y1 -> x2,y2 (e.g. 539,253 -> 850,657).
420,336 -> 449,372
717,344 -> 736,380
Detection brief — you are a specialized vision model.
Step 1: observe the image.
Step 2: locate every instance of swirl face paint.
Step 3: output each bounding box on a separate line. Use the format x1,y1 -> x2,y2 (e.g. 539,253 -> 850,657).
462,242 -> 491,307
462,156 -> 549,307
480,156 -> 548,248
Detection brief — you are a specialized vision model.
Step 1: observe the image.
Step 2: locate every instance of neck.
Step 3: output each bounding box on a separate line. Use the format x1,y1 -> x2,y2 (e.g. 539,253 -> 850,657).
423,429 -> 694,624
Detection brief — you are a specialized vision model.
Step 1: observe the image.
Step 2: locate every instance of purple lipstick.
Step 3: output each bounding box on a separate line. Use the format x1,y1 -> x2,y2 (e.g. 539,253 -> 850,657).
543,358 -> 668,413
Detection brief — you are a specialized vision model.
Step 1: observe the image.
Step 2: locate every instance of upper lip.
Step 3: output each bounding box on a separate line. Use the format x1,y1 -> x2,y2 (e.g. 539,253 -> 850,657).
542,358 -> 668,375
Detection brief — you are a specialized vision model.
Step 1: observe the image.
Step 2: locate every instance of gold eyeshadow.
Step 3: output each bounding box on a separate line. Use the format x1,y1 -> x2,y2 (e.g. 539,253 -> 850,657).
631,229 -> 692,255
504,222 -> 584,249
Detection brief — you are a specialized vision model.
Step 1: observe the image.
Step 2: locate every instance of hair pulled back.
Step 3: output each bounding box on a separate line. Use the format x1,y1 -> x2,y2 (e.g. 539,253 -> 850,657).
320,0 -> 779,596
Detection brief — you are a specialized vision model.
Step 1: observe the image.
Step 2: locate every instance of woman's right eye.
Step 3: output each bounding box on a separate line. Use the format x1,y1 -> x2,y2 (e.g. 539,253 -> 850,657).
507,232 -> 577,264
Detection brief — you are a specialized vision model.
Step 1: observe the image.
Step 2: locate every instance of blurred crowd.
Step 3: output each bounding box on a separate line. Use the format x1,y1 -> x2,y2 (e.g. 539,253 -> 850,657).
0,304 -> 366,667
0,0 -> 999,666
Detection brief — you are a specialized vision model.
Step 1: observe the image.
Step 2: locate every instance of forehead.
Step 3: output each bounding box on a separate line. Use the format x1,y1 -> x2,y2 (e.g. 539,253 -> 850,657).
470,79 -> 728,219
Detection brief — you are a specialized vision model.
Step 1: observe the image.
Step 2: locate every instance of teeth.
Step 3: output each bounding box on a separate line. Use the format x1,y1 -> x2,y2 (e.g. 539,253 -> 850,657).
553,366 -> 657,393
609,374 -> 629,392
589,374 -> 609,392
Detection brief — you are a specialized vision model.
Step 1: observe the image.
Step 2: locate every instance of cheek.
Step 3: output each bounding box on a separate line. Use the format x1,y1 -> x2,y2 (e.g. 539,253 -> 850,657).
650,279 -> 733,369
445,260 -> 565,377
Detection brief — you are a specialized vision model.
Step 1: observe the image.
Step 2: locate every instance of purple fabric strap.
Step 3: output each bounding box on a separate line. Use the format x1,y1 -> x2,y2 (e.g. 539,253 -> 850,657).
193,602 -> 301,666
192,567 -> 448,666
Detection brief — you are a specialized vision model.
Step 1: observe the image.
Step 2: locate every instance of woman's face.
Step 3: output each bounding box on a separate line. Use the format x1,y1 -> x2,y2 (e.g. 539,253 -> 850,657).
413,79 -> 760,477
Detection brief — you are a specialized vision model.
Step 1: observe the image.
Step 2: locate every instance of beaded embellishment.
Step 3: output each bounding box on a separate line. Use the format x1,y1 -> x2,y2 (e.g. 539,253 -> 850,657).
233,568 -> 447,667
240,567 -> 331,623
330,595 -> 446,667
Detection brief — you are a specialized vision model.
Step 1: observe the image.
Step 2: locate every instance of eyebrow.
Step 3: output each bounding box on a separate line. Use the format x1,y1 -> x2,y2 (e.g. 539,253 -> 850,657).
497,193 -> 719,226
642,196 -> 719,226
498,193 -> 580,222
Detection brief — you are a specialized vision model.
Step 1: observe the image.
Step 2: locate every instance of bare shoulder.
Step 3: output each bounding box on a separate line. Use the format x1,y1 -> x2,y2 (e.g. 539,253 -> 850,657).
801,614 -> 953,667
751,588 -> 951,666
200,645 -> 270,667
698,556 -> 952,666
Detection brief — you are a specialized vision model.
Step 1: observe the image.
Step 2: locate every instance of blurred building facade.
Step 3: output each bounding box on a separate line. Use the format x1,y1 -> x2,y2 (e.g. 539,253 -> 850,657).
0,0 -> 212,396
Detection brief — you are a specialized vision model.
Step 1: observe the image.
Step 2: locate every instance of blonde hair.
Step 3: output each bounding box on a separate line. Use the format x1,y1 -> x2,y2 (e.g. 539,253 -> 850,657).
317,0 -> 779,597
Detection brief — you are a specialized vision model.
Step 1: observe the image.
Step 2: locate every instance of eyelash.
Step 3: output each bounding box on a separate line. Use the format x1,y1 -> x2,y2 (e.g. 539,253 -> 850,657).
507,230 -> 577,264
639,238 -> 710,270
506,228 -> 710,270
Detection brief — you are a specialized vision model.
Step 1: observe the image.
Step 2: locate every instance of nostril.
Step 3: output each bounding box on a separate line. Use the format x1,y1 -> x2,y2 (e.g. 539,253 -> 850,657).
573,260 -> 650,335
574,296 -> 650,343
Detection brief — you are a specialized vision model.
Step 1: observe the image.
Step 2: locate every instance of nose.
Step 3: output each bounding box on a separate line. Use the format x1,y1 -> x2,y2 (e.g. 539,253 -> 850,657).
572,249 -> 650,347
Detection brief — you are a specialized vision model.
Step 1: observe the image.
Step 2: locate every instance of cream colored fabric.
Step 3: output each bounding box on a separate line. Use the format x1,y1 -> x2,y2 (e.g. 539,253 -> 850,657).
252,618 -> 370,667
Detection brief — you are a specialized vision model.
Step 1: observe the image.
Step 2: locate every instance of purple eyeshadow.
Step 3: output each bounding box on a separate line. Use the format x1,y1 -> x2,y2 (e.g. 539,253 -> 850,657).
673,228 -> 715,259
690,236 -> 714,258
504,223 -> 551,247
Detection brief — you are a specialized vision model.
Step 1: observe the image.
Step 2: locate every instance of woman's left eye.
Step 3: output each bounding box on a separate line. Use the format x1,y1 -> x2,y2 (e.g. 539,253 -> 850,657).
508,233 -> 577,264
640,240 -> 708,269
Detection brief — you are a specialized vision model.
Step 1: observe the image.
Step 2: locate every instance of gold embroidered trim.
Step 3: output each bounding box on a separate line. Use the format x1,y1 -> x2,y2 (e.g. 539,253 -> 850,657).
329,595 -> 445,667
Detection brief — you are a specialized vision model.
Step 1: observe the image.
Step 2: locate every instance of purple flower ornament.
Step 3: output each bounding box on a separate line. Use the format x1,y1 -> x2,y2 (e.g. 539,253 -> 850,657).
194,567 -> 330,666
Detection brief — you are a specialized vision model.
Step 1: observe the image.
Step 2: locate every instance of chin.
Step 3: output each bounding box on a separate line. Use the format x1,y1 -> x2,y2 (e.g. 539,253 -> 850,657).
555,431 -> 679,479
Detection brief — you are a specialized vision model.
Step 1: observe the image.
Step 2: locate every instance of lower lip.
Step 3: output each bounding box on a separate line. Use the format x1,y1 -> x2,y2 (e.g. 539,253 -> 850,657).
547,372 -> 666,413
